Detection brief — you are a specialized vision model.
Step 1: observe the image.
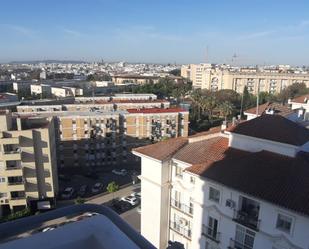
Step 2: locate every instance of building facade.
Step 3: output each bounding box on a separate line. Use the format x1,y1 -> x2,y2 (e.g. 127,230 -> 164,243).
16,107 -> 189,169
181,64 -> 309,94
0,111 -> 58,216
133,115 -> 309,249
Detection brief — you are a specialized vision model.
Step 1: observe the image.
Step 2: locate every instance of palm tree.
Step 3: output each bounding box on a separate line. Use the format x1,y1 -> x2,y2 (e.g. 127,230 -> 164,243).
200,96 -> 217,121
219,101 -> 234,121
189,89 -> 202,120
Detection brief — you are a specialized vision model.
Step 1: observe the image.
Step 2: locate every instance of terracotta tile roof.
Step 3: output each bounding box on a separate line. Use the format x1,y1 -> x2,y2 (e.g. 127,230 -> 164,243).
174,137 -> 229,165
227,115 -> 309,146
127,108 -> 187,114
189,126 -> 222,138
132,137 -> 188,161
244,102 -> 294,117
244,102 -> 270,115
291,94 -> 309,104
186,150 -> 309,216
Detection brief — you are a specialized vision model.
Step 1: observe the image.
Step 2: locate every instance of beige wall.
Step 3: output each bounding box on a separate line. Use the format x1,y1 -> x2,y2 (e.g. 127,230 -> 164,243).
0,115 -> 58,214
181,65 -> 309,94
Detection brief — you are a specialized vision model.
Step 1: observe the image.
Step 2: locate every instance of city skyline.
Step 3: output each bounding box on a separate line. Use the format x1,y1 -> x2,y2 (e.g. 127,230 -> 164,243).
1,0 -> 309,65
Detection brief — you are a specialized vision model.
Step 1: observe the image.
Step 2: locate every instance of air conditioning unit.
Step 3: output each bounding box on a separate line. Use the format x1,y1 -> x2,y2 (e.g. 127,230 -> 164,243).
226,199 -> 236,208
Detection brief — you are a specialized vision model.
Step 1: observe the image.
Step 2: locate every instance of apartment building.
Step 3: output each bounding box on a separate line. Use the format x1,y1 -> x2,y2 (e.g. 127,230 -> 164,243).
133,114 -> 309,249
75,93 -> 158,103
30,84 -> 51,96
0,111 -> 58,217
126,108 -> 189,140
17,99 -> 170,113
16,107 -> 189,168
181,64 -> 309,94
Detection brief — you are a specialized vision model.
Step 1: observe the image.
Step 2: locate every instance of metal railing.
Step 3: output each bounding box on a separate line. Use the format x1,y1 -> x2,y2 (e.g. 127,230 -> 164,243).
0,204 -> 156,249
6,165 -> 22,170
202,224 -> 220,243
8,181 -> 24,186
233,210 -> 260,231
229,238 -> 253,249
169,221 -> 192,239
171,199 -> 193,216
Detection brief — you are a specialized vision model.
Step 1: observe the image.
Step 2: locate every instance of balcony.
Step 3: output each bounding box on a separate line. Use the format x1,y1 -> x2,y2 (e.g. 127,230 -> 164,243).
228,238 -> 253,249
1,148 -> 22,161
171,199 -> 193,216
233,210 -> 260,231
169,221 -> 191,240
7,183 -> 25,192
0,137 -> 19,145
202,225 -> 220,243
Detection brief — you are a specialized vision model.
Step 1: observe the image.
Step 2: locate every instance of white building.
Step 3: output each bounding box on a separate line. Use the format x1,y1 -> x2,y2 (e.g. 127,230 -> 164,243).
133,115 -> 309,249
288,94 -> 309,121
30,84 -> 51,96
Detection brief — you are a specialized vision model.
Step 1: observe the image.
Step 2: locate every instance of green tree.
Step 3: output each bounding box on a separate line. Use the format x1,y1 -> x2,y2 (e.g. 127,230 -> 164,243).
200,96 -> 217,121
218,101 -> 235,121
107,181 -> 119,203
75,196 -> 86,205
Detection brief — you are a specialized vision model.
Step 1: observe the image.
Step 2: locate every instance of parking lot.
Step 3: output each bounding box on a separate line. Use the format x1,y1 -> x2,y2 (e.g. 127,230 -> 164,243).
58,168 -> 140,201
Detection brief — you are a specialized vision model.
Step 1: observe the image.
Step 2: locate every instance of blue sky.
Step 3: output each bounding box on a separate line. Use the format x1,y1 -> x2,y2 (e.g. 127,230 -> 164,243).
1,0 -> 309,65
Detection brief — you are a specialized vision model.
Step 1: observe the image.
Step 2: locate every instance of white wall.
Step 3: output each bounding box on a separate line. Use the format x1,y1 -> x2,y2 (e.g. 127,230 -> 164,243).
171,169 -> 309,249
229,133 -> 299,157
140,156 -> 170,249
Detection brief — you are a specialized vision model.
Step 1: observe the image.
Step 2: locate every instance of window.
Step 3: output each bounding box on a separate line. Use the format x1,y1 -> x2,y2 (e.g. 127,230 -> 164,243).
235,225 -> 255,249
209,187 -> 220,203
190,176 -> 195,184
205,216 -> 218,240
0,177 -> 5,183
175,164 -> 183,178
276,214 -> 292,233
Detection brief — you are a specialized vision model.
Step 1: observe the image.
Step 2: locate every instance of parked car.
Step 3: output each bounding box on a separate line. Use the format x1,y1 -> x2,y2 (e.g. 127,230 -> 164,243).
61,187 -> 75,199
84,171 -> 98,180
59,174 -> 71,182
42,226 -> 56,233
91,183 -> 103,194
131,191 -> 141,198
113,200 -> 131,213
78,185 -> 88,197
121,196 -> 139,206
112,169 -> 127,176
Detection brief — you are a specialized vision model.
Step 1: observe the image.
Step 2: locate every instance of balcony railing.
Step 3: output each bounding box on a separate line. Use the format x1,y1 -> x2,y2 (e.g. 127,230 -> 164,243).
202,225 -> 220,243
229,238 -> 253,249
10,196 -> 26,200
171,199 -> 193,216
233,210 -> 260,231
169,221 -> 191,239
8,181 -> 24,186
3,150 -> 21,155
6,165 -> 22,170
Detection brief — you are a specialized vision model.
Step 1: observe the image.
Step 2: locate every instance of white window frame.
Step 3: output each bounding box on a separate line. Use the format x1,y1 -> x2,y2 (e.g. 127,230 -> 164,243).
276,212 -> 294,234
209,186 -> 220,203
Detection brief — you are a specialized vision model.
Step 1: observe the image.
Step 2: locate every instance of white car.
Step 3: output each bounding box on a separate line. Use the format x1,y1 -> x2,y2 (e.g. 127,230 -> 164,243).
112,169 -> 127,176
121,196 -> 139,206
61,187 -> 74,199
130,192 -> 141,198
91,183 -> 103,193
42,226 -> 56,233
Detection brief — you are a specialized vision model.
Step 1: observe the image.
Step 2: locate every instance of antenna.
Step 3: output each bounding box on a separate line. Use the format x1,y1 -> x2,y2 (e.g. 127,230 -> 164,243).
206,45 -> 209,63
232,53 -> 238,63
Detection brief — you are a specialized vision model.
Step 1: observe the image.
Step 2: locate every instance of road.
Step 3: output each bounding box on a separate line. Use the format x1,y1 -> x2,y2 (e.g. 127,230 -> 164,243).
87,183 -> 140,205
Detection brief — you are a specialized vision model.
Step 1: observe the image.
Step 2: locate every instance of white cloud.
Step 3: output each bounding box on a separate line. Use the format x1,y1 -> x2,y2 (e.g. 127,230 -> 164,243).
0,24 -> 35,37
63,29 -> 82,37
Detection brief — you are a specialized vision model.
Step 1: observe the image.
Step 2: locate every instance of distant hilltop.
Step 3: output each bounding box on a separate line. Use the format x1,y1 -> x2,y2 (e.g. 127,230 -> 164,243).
8,60 -> 87,64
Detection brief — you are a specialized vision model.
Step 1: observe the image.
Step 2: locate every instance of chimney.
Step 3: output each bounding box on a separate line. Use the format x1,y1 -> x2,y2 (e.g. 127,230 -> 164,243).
221,120 -> 227,131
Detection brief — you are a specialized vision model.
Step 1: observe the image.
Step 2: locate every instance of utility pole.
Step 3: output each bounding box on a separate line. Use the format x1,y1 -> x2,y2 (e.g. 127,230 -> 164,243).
256,79 -> 260,116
